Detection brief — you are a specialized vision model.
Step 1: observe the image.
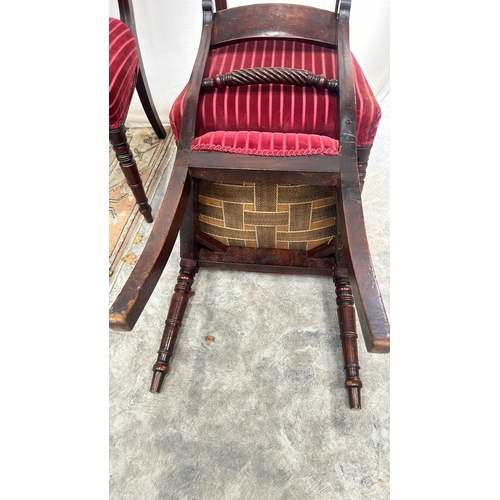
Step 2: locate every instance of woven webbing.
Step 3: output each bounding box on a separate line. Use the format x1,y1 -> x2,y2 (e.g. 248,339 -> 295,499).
198,182 -> 336,250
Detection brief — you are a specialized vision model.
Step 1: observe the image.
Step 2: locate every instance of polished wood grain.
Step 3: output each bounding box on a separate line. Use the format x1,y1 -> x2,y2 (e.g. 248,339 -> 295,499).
198,246 -> 335,276
189,151 -> 341,186
335,0 -> 389,352
150,259 -> 197,393
212,4 -> 338,48
109,0 -> 390,410
109,2 -> 214,331
335,266 -> 362,409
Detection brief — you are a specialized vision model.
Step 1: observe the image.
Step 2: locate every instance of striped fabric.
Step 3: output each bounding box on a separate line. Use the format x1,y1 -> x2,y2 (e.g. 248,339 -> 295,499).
192,131 -> 339,156
170,40 -> 381,154
109,18 -> 140,130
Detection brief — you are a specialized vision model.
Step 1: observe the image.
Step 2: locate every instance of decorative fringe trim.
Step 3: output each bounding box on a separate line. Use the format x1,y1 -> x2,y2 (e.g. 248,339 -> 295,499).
191,143 -> 339,157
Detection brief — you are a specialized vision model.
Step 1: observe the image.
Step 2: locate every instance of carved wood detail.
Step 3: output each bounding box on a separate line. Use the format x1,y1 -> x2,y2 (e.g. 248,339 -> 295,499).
334,266 -> 363,409
109,124 -> 153,223
202,67 -> 338,94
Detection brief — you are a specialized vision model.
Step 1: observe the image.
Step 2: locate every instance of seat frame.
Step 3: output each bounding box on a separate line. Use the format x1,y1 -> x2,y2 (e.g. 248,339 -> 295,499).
109,0 -> 389,410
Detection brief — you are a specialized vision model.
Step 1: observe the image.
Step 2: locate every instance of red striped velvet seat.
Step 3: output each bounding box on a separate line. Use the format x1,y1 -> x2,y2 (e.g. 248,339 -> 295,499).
170,40 -> 381,156
109,17 -> 140,130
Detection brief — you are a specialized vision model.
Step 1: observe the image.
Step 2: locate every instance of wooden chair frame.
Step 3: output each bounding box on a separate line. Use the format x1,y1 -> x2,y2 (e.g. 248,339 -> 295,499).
109,0 -> 167,223
109,0 -> 389,409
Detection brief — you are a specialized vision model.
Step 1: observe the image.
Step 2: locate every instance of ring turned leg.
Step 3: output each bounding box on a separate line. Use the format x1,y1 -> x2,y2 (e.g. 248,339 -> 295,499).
357,146 -> 372,193
334,267 -> 363,409
150,259 -> 197,393
109,124 -> 153,223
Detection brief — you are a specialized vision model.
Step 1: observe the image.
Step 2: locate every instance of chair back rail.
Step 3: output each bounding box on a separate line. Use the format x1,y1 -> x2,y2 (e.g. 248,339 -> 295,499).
212,4 -> 338,48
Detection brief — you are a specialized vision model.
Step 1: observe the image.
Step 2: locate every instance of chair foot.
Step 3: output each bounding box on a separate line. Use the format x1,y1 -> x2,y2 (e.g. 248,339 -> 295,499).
150,366 -> 168,393
346,382 -> 362,410
110,124 -> 153,223
139,206 -> 154,223
335,267 -> 363,409
150,259 -> 197,393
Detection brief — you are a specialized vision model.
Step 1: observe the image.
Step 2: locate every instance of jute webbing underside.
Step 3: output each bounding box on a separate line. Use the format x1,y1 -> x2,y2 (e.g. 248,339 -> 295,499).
198,182 -> 336,251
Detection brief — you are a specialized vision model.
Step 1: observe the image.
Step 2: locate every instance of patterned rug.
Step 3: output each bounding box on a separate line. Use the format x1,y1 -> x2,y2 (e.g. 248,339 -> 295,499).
109,127 -> 174,287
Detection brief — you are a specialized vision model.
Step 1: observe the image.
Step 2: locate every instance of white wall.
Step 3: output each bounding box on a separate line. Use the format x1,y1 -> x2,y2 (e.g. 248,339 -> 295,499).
109,0 -> 389,127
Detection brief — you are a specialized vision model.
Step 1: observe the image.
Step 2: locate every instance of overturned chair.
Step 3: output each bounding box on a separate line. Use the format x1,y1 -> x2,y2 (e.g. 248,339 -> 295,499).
109,0 -> 390,409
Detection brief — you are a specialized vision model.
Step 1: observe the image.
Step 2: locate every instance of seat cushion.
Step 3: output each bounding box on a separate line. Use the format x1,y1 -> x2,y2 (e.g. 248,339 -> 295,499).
109,18 -> 139,130
170,40 -> 381,152
192,130 -> 339,156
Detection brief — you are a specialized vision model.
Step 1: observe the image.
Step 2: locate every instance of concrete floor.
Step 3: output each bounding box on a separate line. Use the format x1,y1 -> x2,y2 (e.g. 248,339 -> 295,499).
109,96 -> 390,500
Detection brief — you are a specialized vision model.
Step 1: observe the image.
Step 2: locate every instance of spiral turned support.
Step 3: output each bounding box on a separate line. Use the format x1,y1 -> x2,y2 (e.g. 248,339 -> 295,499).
202,67 -> 338,94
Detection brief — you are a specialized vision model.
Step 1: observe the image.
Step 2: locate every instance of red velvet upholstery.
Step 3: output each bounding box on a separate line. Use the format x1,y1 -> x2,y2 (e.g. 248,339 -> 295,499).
109,18 -> 140,130
170,40 -> 381,155
192,131 -> 338,156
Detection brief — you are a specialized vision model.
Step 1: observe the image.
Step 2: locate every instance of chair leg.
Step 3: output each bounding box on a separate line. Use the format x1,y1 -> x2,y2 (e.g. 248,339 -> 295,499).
150,258 -> 197,393
109,124 -> 153,223
334,267 -> 363,409
357,146 -> 372,193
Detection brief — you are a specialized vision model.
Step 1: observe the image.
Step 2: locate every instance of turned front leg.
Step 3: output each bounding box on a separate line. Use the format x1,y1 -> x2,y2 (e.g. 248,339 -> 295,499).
334,267 -> 363,409
150,259 -> 197,393
109,124 -> 153,223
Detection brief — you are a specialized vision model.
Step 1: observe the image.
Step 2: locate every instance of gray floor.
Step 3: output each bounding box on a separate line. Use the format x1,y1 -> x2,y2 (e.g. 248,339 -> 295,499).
109,95 -> 390,500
